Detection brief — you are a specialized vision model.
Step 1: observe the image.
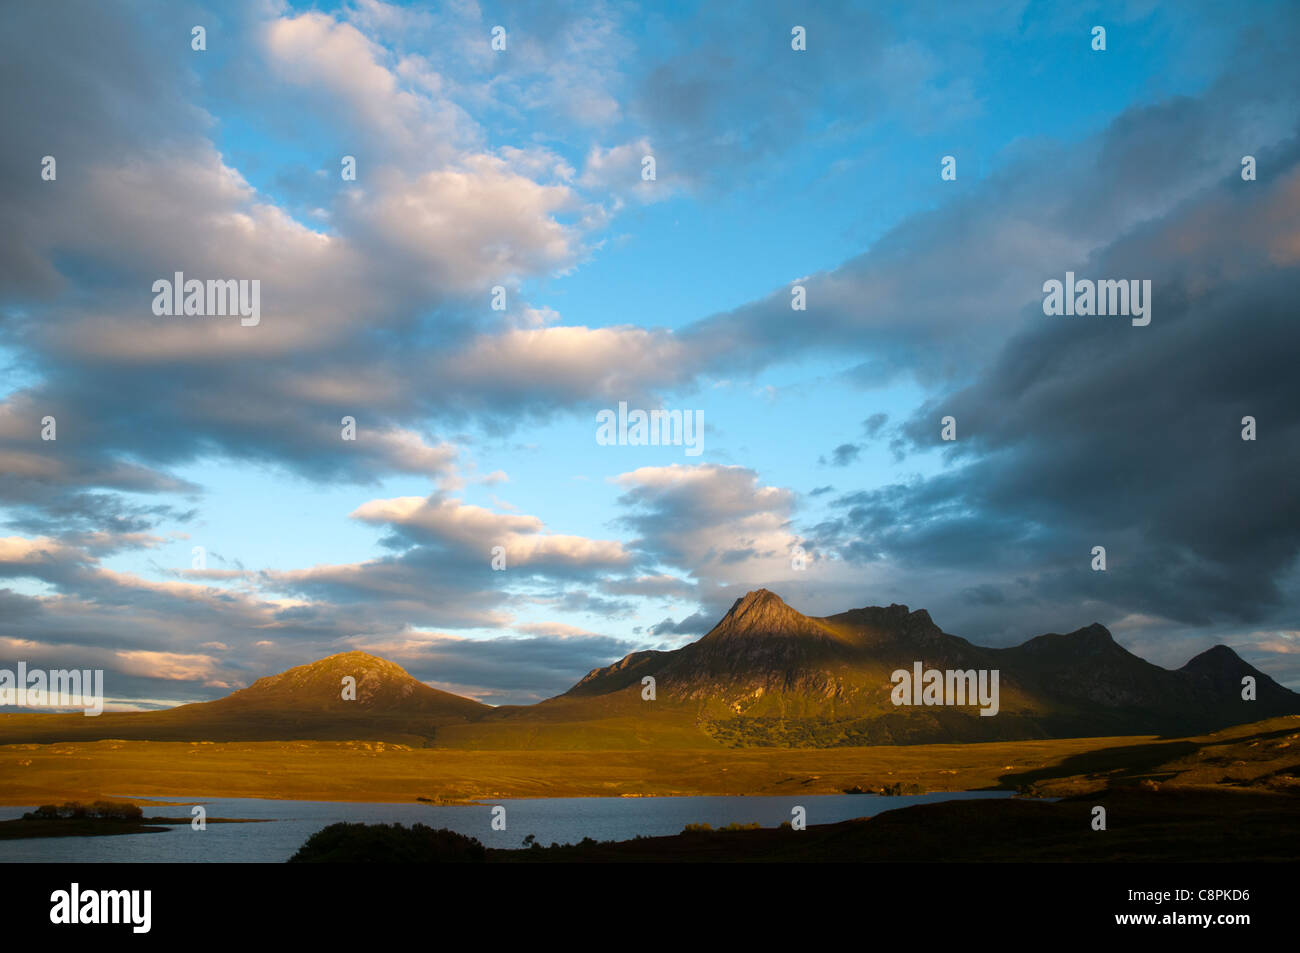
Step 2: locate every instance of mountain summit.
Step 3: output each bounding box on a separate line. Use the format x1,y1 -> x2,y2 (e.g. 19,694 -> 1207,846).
179,650 -> 489,739
711,589 -> 816,633
217,651 -> 483,716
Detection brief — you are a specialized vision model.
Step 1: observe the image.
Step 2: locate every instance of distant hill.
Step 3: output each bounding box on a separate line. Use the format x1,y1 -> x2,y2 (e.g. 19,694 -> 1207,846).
206,651 -> 485,717
2,593 -> 1295,746
0,651 -> 486,744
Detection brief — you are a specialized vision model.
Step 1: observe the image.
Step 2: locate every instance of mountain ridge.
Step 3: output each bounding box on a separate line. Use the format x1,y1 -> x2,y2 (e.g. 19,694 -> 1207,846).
545,589 -> 1298,744
2,589 -> 1295,746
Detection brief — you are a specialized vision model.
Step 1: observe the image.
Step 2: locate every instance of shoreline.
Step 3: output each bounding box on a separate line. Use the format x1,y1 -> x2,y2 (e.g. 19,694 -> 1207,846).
0,788 -> 1013,809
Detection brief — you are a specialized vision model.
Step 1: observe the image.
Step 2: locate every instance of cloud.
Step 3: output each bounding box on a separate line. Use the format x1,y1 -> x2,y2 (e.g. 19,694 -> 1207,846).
339,628 -> 641,705
337,158 -> 585,291
600,573 -> 697,600
264,10 -> 478,167
614,464 -> 808,601
426,325 -> 702,418
114,649 -> 223,684
579,138 -> 672,204
825,443 -> 861,467
862,413 -> 889,439
675,28 -> 1300,385
351,492 -> 632,571
646,611 -> 713,637
814,135 -> 1300,646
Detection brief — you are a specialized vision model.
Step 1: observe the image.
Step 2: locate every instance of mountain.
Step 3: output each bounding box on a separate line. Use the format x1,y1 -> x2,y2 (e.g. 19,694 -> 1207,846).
202,651 -> 485,717
514,589 -> 1300,746
0,651 -> 487,744
2,592 -> 1295,747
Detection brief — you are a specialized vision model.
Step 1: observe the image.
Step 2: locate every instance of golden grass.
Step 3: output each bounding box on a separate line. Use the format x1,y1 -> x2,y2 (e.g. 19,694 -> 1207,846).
3,716 -> 1294,807
0,734 -> 1147,805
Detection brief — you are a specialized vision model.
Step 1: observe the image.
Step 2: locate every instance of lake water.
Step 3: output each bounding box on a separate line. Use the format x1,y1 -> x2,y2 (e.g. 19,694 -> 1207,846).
0,791 -> 1012,862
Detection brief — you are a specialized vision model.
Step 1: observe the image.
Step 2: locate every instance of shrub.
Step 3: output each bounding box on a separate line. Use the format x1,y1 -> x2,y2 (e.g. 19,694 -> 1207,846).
22,800 -> 141,821
288,822 -> 487,863
91,800 -> 142,820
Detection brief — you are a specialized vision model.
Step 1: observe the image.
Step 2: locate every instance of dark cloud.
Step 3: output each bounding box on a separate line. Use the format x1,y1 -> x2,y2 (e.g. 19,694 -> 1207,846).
385,632 -> 642,706
818,136 -> 1300,634
0,588 -> 42,621
828,443 -> 861,467
677,21 -> 1300,384
646,610 -> 713,637
862,413 -> 889,439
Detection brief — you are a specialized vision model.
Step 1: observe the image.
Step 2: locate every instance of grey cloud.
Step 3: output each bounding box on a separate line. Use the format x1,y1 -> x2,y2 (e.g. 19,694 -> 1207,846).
862,413 -> 889,439
828,443 -> 861,467
819,136 -> 1300,639
390,632 -> 642,706
646,610 -> 712,637
677,26 -> 1300,385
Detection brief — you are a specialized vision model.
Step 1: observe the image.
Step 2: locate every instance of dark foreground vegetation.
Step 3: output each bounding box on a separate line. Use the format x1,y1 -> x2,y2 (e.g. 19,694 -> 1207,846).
285,787 -> 1300,863
289,822 -> 488,862
24,800 -> 145,821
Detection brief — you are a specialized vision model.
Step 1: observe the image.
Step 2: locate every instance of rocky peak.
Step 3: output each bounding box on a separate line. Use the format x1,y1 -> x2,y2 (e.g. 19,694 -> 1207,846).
1181,644 -> 1248,674
702,589 -> 839,643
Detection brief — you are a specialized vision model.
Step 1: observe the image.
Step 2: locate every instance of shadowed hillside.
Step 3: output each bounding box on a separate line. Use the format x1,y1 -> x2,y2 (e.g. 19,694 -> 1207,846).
448,589 -> 1299,748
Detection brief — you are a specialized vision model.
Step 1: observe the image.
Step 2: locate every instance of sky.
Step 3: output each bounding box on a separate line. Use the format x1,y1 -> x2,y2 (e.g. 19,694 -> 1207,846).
1,0 -> 1298,709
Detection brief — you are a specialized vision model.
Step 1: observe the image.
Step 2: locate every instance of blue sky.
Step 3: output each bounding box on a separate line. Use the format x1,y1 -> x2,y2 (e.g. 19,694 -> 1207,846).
1,0 -> 1298,707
